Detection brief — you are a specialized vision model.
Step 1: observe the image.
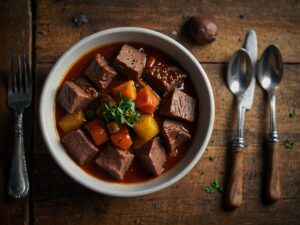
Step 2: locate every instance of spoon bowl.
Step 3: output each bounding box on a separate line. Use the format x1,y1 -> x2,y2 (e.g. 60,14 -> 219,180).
226,48 -> 253,208
257,44 -> 283,202
227,49 -> 252,96
257,44 -> 283,92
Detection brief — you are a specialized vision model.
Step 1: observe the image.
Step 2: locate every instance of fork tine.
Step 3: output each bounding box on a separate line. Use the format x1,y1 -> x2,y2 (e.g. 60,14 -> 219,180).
23,55 -> 31,93
12,55 -> 18,93
8,56 -> 14,94
17,55 -> 23,93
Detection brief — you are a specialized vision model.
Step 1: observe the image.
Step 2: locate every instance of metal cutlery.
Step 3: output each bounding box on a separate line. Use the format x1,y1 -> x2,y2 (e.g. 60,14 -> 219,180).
257,44 -> 283,201
226,48 -> 252,208
226,30 -> 257,208
7,55 -> 32,199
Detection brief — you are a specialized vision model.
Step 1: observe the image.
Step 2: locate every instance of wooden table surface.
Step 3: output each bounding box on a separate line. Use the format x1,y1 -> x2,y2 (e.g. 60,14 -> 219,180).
0,0 -> 299,224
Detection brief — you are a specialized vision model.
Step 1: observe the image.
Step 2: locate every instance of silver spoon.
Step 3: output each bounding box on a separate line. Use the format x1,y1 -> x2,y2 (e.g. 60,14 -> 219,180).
226,48 -> 252,208
257,44 -> 283,202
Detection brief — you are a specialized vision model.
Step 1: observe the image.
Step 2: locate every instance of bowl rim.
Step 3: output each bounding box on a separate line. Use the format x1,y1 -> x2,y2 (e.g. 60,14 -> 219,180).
39,27 -> 215,197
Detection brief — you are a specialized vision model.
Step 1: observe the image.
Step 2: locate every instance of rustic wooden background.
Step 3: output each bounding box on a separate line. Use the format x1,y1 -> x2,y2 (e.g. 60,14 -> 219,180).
0,0 -> 299,224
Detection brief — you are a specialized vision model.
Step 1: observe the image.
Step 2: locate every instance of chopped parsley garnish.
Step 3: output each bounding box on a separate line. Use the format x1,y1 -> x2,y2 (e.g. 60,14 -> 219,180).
208,156 -> 215,161
283,139 -> 294,149
204,179 -> 223,194
103,92 -> 140,128
289,110 -> 296,118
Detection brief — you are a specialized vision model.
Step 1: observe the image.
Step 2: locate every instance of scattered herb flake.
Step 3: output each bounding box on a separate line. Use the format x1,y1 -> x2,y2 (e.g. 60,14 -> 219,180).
289,110 -> 296,118
283,139 -> 294,149
208,156 -> 215,161
204,186 -> 215,194
204,179 -> 223,194
103,92 -> 140,128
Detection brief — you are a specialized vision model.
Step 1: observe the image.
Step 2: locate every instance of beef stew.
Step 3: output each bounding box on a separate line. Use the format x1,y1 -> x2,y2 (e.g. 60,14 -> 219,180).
55,43 -> 197,183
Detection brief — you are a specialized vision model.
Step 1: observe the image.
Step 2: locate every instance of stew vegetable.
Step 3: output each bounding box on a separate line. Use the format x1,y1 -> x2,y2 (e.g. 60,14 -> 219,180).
55,43 -> 197,183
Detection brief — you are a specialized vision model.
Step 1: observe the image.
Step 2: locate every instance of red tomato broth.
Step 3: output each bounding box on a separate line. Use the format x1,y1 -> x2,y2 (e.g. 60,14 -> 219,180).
55,42 -> 198,183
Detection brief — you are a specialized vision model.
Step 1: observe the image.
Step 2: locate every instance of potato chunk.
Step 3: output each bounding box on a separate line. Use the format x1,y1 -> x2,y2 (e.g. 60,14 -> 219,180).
133,114 -> 159,146
58,111 -> 85,133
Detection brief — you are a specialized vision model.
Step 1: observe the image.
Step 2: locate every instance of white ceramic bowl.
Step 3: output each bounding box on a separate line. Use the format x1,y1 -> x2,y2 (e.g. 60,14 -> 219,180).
39,27 -> 214,197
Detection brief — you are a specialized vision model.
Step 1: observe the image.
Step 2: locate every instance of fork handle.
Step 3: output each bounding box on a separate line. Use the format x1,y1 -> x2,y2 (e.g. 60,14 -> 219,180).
7,112 -> 29,199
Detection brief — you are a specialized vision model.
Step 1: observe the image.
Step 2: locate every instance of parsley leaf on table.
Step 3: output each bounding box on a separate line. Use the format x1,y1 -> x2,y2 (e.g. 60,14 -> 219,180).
283,139 -> 294,149
204,179 -> 223,194
289,110 -> 296,118
208,156 -> 215,161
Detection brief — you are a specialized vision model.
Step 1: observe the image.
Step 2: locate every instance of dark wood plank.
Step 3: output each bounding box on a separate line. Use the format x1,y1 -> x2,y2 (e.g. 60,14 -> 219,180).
0,154 -> 29,225
0,0 -> 32,224
35,0 -> 300,63
33,63 -> 300,225
0,0 -> 32,153
33,0 -> 300,224
32,149 -> 300,225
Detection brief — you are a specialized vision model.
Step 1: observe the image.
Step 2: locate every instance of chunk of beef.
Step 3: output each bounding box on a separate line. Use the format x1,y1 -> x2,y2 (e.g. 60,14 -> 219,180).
143,62 -> 186,94
160,88 -> 196,122
57,81 -> 93,113
62,129 -> 99,165
85,53 -> 117,89
96,93 -> 115,118
161,119 -> 191,156
95,144 -> 134,180
137,137 -> 166,176
76,78 -> 99,99
114,44 -> 146,80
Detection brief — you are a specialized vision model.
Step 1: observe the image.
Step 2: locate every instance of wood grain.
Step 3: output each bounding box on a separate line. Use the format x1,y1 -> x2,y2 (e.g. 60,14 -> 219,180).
0,154 -> 29,225
32,148 -> 300,225
0,0 -> 32,225
33,63 -> 300,224
0,0 -> 32,154
13,0 -> 299,224
1,0 -> 299,223
35,0 -> 300,63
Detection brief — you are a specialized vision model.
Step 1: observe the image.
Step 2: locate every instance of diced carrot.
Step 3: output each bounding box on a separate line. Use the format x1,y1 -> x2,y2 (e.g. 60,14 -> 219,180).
85,119 -> 109,146
110,127 -> 133,151
135,86 -> 160,113
113,80 -> 137,101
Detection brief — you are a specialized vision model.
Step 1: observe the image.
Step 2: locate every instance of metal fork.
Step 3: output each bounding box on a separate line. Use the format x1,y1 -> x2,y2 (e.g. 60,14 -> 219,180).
7,55 -> 32,199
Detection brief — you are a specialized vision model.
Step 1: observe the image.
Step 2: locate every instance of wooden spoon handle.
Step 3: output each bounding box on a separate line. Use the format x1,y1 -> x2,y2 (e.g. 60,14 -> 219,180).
227,147 -> 244,208
266,142 -> 281,201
